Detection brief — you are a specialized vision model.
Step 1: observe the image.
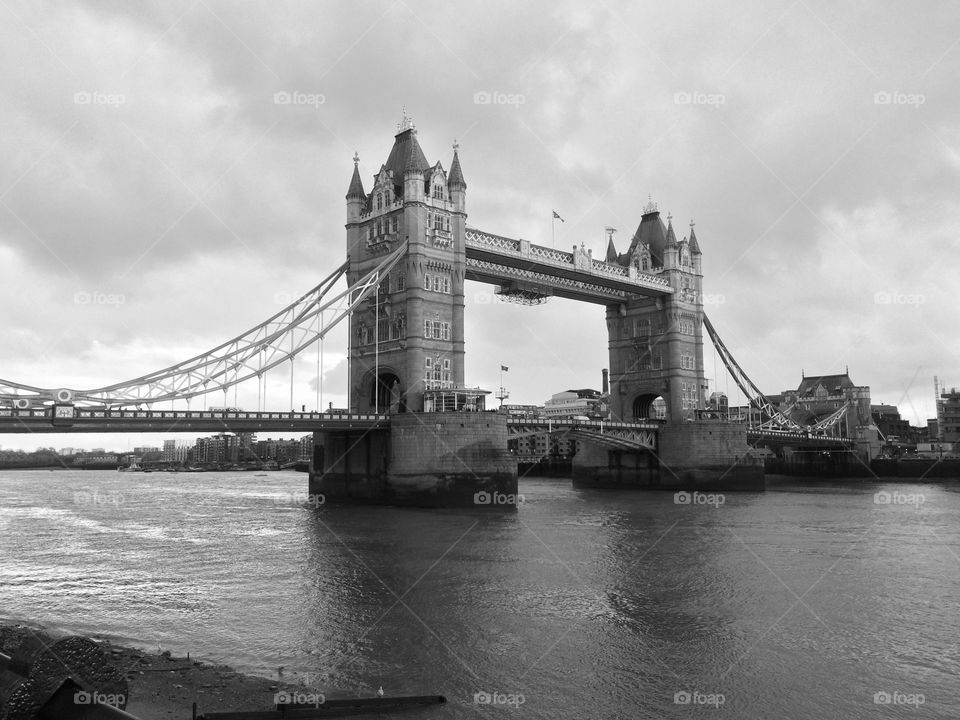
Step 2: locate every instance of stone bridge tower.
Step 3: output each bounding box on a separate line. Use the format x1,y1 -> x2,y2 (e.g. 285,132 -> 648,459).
604,200 -> 706,422
345,116 -> 467,413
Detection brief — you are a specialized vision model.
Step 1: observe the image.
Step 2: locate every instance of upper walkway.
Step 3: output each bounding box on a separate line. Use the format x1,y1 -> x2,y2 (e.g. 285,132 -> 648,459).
465,228 -> 674,304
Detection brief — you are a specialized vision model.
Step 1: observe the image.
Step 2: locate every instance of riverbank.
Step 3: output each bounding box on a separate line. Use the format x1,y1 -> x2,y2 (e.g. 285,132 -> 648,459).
0,623 -> 286,719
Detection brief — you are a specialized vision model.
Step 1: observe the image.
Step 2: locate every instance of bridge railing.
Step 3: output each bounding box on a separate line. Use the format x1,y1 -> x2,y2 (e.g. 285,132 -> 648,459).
0,408 -> 389,422
506,417 -> 661,430
747,428 -> 853,443
466,229 -> 672,290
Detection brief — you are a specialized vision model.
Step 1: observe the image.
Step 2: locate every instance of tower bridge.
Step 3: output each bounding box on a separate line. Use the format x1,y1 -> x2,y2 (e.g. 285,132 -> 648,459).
0,116 -> 872,504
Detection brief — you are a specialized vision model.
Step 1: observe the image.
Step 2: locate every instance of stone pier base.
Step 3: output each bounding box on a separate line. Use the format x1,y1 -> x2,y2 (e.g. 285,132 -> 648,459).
309,412 -> 518,508
573,420 -> 765,491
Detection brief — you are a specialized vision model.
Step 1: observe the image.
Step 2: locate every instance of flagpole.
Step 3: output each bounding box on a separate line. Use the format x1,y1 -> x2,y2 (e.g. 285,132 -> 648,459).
551,214 -> 555,248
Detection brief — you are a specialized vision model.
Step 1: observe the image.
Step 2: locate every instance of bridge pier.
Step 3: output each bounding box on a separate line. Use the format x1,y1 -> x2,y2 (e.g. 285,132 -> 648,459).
572,443 -> 657,487
573,421 -> 765,491
309,412 -> 518,507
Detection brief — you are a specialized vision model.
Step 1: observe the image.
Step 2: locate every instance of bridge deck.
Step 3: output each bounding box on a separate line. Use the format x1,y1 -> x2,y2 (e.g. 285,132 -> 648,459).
747,428 -> 852,448
0,408 -> 387,433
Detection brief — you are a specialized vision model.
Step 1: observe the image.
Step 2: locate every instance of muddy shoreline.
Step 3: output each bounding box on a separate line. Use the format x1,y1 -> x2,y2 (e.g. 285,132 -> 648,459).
0,623 -> 318,719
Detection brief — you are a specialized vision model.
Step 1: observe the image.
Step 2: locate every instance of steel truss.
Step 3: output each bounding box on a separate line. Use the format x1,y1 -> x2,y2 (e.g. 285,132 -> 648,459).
703,313 -> 849,434
0,245 -> 407,408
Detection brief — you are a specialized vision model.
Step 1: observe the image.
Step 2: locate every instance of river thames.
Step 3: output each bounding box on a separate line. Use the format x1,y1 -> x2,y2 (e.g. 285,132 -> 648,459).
1,469 -> 957,718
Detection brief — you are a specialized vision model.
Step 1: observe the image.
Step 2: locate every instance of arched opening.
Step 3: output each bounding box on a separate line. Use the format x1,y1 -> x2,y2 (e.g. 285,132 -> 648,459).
370,370 -> 404,413
632,393 -> 667,421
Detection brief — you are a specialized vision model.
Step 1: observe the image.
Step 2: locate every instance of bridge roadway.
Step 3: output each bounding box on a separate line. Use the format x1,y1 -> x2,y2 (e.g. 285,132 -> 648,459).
0,405 -> 854,455
0,407 -> 387,433
747,428 -> 852,449
507,417 -> 660,450
465,228 -> 673,304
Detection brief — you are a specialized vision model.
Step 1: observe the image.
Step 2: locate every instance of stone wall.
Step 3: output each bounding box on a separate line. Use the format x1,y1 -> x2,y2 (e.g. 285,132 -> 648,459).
657,421 -> 754,468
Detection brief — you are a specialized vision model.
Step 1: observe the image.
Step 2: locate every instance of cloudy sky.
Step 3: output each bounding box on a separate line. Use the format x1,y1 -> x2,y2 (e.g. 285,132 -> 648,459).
1,0 -> 958,451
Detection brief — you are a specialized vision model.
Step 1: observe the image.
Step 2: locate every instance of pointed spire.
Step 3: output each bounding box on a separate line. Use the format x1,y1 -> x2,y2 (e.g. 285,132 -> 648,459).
604,226 -> 618,262
346,153 -> 366,200
605,236 -> 618,262
688,219 -> 701,254
448,141 -> 466,189
665,214 -> 677,246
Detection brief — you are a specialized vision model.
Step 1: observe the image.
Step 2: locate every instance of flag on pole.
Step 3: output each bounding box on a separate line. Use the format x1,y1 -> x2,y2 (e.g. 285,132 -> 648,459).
552,211 -> 565,222
501,365 -> 509,371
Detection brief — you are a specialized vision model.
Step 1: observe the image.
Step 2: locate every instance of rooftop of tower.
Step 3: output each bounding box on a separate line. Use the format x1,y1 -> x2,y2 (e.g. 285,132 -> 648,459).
383,127 -> 430,180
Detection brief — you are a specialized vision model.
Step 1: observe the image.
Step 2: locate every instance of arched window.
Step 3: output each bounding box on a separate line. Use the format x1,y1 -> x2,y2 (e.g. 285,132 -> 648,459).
377,193 -> 382,210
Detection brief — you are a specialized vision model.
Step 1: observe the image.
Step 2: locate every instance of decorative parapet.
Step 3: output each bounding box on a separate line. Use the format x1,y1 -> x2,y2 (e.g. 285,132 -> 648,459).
465,228 -> 672,292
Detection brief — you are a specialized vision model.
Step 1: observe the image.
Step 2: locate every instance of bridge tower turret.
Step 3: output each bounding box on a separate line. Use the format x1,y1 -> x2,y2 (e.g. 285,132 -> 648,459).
606,202 -> 706,423
344,115 -> 466,414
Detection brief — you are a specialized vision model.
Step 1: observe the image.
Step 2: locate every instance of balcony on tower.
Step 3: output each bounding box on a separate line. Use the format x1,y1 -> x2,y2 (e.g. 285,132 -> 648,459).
366,216 -> 400,255
427,225 -> 452,249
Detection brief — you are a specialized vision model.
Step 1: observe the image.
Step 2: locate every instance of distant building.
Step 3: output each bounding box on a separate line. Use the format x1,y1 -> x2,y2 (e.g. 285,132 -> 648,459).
871,404 -> 914,443
298,435 -> 312,462
160,439 -> 190,463
193,432 -> 257,464
543,389 -> 603,418
777,371 -> 871,438
500,404 -> 543,419
510,432 -> 577,460
707,392 -> 728,413
941,386 -> 960,449
59,447 -> 76,456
